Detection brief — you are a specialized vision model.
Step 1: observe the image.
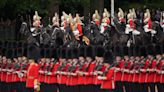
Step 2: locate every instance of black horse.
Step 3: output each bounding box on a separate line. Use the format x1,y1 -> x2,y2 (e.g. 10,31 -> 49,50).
20,22 -> 51,46
44,25 -> 64,48
152,22 -> 164,45
20,22 -> 38,45
84,23 -> 105,46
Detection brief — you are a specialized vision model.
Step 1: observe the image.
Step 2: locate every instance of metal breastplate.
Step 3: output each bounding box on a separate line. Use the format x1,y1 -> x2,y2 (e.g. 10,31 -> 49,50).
31,27 -> 40,36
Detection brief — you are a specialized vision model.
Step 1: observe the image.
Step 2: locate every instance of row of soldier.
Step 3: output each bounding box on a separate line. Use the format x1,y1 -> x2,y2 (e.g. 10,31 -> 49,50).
31,8 -> 164,36
0,42 -> 164,92
20,8 -> 164,47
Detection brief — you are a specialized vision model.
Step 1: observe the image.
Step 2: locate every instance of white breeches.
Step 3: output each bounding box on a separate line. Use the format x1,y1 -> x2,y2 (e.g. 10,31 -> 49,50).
100,23 -> 107,34
144,25 -> 156,34
100,25 -> 105,34
125,24 -> 140,35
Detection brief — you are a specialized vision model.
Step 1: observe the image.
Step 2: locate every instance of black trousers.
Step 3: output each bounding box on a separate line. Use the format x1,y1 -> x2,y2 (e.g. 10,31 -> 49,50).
26,88 -> 34,92
157,83 -> 164,92
148,83 -> 155,92
40,82 -> 44,92
134,82 -> 140,92
58,84 -> 67,92
124,82 -> 130,92
114,81 -> 123,92
140,83 -> 148,92
93,85 -> 101,92
1,82 -> 7,92
101,89 -> 113,92
51,83 -> 58,92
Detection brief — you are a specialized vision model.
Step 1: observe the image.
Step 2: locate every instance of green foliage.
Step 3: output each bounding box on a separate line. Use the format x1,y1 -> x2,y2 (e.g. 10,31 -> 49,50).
0,0 -> 7,9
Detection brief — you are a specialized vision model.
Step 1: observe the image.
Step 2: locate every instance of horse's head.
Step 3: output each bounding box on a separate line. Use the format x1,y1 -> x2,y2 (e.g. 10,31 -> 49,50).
19,22 -> 31,36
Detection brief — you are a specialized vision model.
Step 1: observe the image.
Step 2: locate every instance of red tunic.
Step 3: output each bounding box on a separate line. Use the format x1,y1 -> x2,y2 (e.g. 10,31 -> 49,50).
106,18 -> 110,25
58,64 -> 69,84
77,64 -> 87,85
139,60 -> 150,83
119,18 -> 125,23
122,61 -> 132,82
95,20 -> 100,26
101,68 -> 115,89
38,63 -> 45,83
77,23 -> 83,36
94,65 -> 106,85
129,19 -> 135,29
133,66 -> 140,83
115,60 -> 125,81
21,63 -> 29,82
148,19 -> 152,29
45,63 -> 54,84
155,61 -> 163,83
48,62 -> 60,84
1,64 -> 7,82
26,63 -> 39,88
69,66 -> 78,86
6,64 -> 13,83
85,63 -> 95,85
12,63 -> 21,82
128,61 -> 134,82
147,60 -> 157,83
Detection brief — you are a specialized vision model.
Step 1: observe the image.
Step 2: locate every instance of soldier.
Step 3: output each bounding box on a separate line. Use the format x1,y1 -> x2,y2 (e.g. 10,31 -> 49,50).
1,48 -> 8,92
98,63 -> 115,92
84,45 -> 95,92
93,46 -> 106,92
100,8 -> 110,34
57,48 -> 68,92
60,11 -> 68,31
139,45 -> 153,92
38,47 -> 46,92
16,47 -> 26,92
125,11 -> 140,35
52,13 -> 60,27
43,47 -> 52,92
70,14 -> 83,43
131,46 -> 140,92
127,46 -> 136,92
20,52 -> 29,92
143,9 -> 156,36
67,47 -> 79,92
92,10 -> 101,26
118,8 -> 126,24
75,14 -> 83,36
31,11 -> 42,45
155,45 -> 163,92
99,49 -> 115,92
120,46 -> 131,92
77,46 -> 87,92
5,49 -> 14,92
49,48 -> 60,92
113,46 -> 124,92
147,45 -> 157,92
26,44 -> 40,92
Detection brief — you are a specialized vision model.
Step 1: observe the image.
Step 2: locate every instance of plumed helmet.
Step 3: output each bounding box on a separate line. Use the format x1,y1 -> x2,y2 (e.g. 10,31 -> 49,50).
33,11 -> 41,21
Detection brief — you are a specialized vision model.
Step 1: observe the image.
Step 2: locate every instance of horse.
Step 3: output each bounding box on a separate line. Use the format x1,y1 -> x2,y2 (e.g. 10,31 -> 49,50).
19,22 -> 38,45
84,23 -> 105,46
20,22 -> 51,46
152,22 -> 164,45
44,25 -> 64,47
